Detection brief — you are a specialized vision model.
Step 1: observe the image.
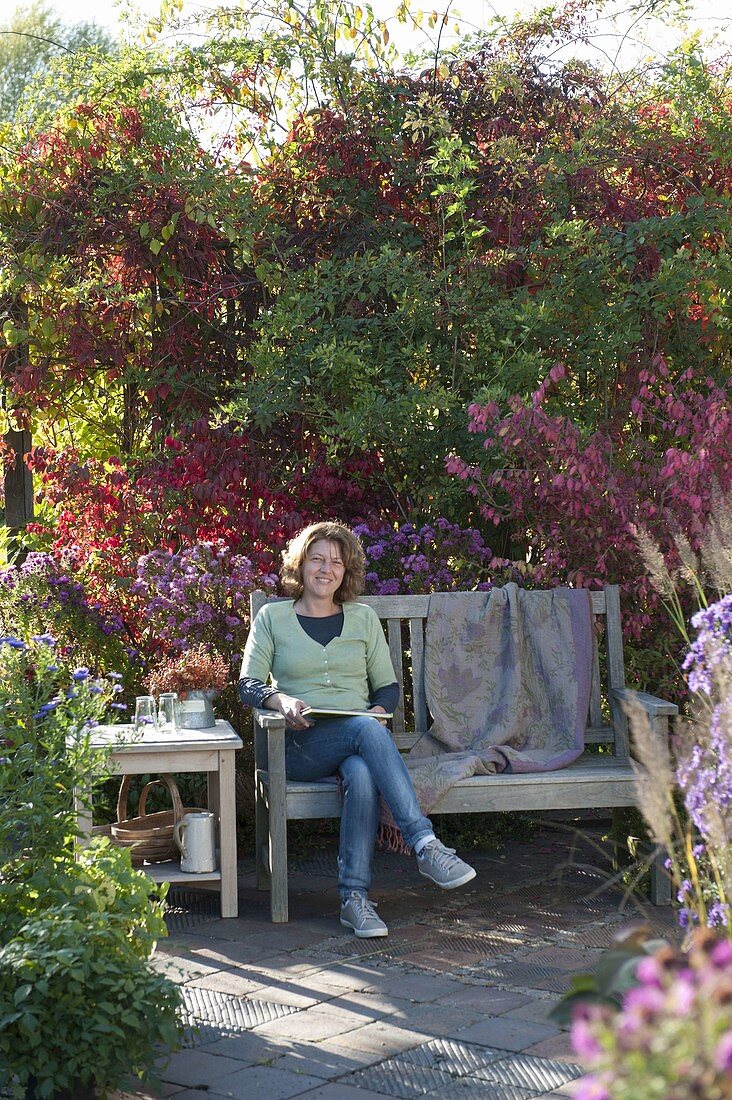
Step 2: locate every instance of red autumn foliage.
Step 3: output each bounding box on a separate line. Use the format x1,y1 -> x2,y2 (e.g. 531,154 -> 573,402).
26,420 -> 387,625
448,360 -> 732,641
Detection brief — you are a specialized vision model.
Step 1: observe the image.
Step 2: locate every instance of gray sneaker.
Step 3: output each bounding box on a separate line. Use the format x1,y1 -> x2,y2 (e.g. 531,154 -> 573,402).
340,892 -> 388,938
417,840 -> 477,889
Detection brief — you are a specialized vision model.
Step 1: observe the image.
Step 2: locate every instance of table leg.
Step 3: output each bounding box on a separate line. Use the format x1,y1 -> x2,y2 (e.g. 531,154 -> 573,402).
74,783 -> 93,845
216,750 -> 238,918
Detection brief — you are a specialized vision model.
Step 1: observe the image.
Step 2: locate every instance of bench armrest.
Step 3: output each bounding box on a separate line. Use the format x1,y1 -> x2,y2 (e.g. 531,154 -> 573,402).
613,688 -> 678,719
252,707 -> 286,776
253,707 -> 287,730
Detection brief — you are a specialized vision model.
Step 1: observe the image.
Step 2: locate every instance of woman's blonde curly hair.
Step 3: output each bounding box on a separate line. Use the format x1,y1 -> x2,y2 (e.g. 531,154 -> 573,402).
280,522 -> 366,604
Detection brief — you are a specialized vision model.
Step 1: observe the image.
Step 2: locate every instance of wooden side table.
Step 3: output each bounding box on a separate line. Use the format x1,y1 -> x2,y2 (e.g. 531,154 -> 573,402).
77,720 -> 243,917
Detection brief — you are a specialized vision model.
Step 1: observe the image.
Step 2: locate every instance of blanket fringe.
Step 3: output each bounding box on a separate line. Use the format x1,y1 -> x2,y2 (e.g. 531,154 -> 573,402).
376,821 -> 411,856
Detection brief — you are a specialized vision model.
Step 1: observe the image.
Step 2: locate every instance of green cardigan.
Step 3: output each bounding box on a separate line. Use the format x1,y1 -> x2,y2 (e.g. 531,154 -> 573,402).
240,600 -> 396,712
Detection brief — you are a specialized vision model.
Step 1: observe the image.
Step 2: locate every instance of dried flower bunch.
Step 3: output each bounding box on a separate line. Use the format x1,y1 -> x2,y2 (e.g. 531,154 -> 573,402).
146,644 -> 229,698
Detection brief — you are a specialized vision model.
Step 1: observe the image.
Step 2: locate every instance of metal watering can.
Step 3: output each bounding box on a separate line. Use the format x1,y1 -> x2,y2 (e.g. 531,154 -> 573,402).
173,811 -> 217,873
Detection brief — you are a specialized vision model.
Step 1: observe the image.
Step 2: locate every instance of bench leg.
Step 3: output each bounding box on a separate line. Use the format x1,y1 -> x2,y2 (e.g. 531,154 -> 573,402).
650,847 -> 672,906
218,752 -> 238,918
267,727 -> 289,923
255,771 -> 270,891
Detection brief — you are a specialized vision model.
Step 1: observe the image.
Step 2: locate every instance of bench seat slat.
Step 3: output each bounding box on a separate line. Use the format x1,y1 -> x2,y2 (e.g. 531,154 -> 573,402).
258,756 -> 637,820
393,726 -> 616,751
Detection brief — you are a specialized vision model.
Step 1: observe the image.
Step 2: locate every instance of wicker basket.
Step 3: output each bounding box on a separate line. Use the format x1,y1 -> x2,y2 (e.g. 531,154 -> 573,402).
111,774 -> 206,864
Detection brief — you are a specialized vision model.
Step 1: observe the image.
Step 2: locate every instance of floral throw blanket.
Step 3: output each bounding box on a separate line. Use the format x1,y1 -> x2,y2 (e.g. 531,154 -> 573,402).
404,584 -> 593,814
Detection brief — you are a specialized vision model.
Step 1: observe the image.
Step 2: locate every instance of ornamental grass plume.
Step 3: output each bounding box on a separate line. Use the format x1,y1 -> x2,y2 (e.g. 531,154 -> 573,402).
631,492 -> 732,933
701,485 -> 732,596
145,644 -> 229,698
627,705 -> 675,860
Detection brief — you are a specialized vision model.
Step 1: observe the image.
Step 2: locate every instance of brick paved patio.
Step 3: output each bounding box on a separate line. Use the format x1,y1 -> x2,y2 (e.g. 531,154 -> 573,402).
117,822 -> 678,1100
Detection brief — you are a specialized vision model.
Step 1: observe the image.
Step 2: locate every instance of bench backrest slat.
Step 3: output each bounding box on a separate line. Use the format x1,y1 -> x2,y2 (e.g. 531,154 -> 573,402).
248,585 -> 627,756
589,643 -> 604,730
603,586 -> 628,755
387,618 -> 406,736
409,617 -> 428,733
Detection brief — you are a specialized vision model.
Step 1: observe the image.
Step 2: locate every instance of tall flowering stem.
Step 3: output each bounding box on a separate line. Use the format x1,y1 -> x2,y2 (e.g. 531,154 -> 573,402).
672,596 -> 732,929
0,635 -> 119,863
627,586 -> 732,934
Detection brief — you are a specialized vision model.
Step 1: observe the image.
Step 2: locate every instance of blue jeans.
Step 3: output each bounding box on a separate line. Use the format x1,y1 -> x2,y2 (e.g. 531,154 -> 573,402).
284,715 -> 433,899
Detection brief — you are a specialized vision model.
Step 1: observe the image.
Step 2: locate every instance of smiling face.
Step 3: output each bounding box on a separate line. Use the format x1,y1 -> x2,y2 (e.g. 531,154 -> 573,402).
300,538 -> 346,608
281,522 -> 365,604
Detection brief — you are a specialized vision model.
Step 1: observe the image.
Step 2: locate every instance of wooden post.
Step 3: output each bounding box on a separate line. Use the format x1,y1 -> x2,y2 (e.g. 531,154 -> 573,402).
2,301 -> 33,553
3,394 -> 33,558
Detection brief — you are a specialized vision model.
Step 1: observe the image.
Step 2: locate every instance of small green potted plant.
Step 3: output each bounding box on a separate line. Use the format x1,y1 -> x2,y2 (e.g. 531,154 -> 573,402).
0,634 -> 184,1098
146,643 -> 229,728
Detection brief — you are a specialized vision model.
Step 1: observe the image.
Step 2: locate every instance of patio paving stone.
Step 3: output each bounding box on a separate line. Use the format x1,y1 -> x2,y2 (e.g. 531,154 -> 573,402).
161,1048 -> 254,1086
449,1016 -> 561,1051
440,986 -> 532,1014
250,1004 -> 387,1041
196,1064 -> 324,1098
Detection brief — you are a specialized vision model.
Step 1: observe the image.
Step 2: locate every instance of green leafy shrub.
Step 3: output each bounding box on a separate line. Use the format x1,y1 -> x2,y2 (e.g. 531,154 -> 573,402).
0,845 -> 181,1098
0,633 -> 183,1097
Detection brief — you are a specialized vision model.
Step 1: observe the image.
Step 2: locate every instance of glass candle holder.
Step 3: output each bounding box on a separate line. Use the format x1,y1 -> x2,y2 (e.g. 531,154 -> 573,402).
134,695 -> 158,734
158,692 -> 179,734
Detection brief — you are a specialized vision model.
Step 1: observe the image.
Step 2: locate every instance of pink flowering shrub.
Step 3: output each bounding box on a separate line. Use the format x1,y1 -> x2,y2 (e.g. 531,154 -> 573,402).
570,932 -> 732,1100
448,362 -> 732,642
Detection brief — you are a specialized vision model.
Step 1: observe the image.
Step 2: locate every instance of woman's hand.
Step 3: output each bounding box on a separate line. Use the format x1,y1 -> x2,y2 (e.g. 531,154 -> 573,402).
265,692 -> 313,729
368,705 -> 388,726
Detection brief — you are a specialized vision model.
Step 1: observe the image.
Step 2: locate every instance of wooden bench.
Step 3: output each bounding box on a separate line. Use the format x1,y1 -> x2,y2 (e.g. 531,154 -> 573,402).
250,586 -> 678,922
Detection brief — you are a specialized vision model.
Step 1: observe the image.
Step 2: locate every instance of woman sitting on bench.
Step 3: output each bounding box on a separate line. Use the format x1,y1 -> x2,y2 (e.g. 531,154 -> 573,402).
238,520 -> 476,938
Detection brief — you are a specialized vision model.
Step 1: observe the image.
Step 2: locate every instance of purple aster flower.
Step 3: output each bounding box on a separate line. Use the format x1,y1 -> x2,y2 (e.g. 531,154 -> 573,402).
33,699 -> 61,720
571,1016 -> 604,1060
708,901 -> 729,928
72,667 -> 90,681
636,956 -> 663,986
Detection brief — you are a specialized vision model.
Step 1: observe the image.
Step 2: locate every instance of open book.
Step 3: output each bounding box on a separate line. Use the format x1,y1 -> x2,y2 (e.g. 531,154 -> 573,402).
301,707 -> 393,719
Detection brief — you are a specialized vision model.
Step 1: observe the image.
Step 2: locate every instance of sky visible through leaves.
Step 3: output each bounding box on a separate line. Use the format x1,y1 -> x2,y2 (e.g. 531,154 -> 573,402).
48,0 -> 732,61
